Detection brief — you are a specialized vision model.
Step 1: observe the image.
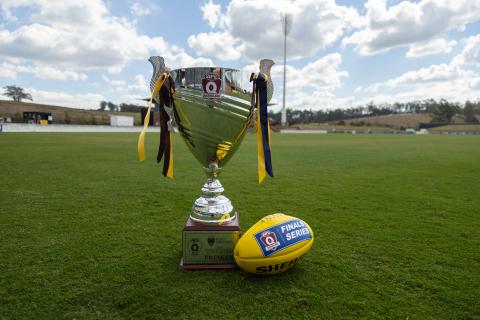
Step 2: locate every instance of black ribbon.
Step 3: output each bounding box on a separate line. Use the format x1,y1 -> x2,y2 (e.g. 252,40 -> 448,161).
251,72 -> 274,178
156,75 -> 175,176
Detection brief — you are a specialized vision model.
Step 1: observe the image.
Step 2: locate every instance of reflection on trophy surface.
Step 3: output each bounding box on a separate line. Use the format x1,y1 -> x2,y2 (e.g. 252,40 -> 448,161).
148,56 -> 274,225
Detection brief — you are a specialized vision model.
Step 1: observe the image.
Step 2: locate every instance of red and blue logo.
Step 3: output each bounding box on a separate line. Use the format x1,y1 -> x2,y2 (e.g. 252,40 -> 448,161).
254,219 -> 312,257
201,73 -> 221,98
259,230 -> 281,252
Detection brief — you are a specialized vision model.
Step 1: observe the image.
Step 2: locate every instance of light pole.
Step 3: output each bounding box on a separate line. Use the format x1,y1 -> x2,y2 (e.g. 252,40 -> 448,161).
280,13 -> 292,127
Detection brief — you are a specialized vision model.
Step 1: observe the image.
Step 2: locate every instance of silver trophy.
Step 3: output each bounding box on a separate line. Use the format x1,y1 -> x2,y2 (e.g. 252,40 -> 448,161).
149,57 -> 274,225
148,57 -> 274,267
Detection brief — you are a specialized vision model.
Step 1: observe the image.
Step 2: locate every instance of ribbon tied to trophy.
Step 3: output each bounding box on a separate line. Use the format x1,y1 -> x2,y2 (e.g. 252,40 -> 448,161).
137,57 -> 175,178
250,60 -> 275,183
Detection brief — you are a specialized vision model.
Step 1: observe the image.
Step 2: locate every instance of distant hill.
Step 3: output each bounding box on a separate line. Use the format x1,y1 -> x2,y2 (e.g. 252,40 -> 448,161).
295,113 -> 470,130
342,113 -> 469,129
0,100 -> 143,125
343,113 -> 433,129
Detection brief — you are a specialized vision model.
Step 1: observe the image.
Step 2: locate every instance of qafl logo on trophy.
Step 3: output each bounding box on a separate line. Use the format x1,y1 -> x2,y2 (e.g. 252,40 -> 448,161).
202,73 -> 221,98
190,238 -> 201,256
260,230 -> 280,252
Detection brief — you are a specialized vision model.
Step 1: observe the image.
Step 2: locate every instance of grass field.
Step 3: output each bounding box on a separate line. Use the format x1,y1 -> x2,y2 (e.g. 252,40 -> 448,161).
1,133 -> 479,319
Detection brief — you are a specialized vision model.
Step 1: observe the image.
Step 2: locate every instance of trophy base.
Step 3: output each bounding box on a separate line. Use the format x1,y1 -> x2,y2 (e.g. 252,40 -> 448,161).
179,213 -> 241,270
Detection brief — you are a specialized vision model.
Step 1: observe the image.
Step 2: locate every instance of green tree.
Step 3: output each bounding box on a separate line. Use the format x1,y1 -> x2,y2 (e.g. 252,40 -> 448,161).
464,101 -> 479,123
64,112 -> 71,124
3,85 -> 33,102
432,99 -> 460,122
107,102 -> 117,112
98,101 -> 107,111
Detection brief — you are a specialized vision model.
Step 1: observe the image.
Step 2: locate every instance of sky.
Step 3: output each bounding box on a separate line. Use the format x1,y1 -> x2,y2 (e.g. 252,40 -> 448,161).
0,0 -> 479,111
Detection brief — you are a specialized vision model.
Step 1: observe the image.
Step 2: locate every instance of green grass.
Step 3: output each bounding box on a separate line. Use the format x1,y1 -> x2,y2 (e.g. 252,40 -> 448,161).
1,133 -> 479,319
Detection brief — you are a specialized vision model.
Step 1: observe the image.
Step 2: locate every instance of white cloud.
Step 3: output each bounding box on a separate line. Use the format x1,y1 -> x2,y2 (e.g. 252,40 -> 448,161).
128,75 -> 147,92
99,74 -> 152,104
200,0 -> 223,28
471,77 -> 480,89
0,62 -> 19,79
0,0 -> 34,21
288,91 -> 356,110
343,0 -> 480,56
0,62 -> 87,81
356,79 -> 480,106
230,0 -> 360,60
120,75 -> 150,103
354,83 -> 382,94
130,2 -> 152,16
247,53 -> 350,110
188,32 -> 241,61
241,53 -> 350,110
388,36 -> 480,88
23,88 -> 105,109
2,0 -> 478,112
190,0 -> 360,61
0,0 -> 210,73
162,53 -> 213,70
388,64 -> 467,86
35,65 -> 87,81
110,80 -> 127,88
406,38 -> 457,58
452,34 -> 480,66
282,53 -> 349,92
354,36 -> 480,105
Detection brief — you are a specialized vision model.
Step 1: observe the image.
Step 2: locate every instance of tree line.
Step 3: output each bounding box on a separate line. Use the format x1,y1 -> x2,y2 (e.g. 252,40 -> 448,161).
3,85 -> 479,124
268,99 -> 480,125
97,101 -> 144,113
97,101 -> 145,112
2,85 -> 33,102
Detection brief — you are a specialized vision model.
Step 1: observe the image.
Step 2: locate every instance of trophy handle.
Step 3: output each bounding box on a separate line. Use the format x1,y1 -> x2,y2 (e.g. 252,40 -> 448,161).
148,56 -> 177,176
148,56 -> 176,126
259,59 -> 275,104
148,56 -> 166,97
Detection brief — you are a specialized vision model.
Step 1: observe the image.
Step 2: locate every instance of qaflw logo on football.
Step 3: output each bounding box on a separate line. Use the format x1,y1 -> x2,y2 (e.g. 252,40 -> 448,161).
254,219 -> 312,257
260,230 -> 280,252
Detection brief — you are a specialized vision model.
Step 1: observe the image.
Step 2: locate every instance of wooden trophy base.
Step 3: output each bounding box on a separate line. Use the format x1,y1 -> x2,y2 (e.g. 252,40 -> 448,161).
179,213 -> 241,270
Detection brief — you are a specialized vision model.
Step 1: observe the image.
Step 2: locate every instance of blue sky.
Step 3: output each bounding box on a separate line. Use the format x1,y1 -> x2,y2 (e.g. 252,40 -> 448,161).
0,0 -> 479,111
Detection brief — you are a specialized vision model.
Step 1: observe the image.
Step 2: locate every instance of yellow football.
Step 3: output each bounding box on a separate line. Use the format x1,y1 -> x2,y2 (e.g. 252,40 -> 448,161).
234,213 -> 314,275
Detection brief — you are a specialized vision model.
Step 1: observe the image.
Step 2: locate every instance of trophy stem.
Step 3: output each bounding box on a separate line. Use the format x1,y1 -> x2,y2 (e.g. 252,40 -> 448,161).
190,163 -> 236,224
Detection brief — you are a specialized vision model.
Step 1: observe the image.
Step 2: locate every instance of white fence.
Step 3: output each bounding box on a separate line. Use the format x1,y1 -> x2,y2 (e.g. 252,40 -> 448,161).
280,129 -> 328,134
110,115 -> 134,126
0,123 -> 159,133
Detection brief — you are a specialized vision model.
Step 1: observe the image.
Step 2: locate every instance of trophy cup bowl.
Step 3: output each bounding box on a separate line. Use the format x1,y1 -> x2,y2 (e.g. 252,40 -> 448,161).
170,67 -> 254,225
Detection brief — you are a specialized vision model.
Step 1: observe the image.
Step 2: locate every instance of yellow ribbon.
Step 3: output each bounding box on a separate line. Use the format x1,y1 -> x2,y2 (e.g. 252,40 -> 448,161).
166,130 -> 174,178
137,73 -> 168,161
218,213 -> 230,225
